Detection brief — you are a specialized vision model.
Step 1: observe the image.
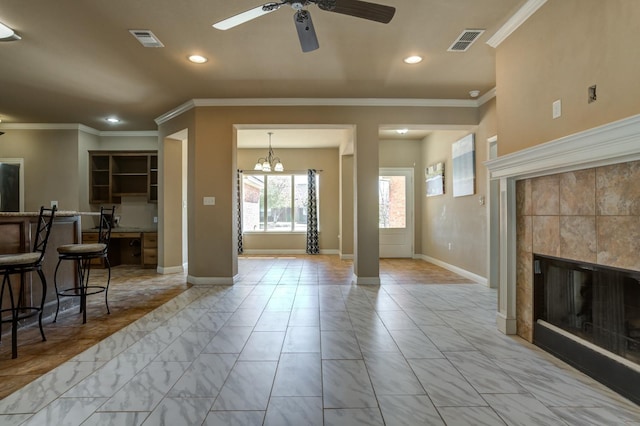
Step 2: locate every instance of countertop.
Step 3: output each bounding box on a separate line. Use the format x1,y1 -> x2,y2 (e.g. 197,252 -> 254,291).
0,210 -> 80,217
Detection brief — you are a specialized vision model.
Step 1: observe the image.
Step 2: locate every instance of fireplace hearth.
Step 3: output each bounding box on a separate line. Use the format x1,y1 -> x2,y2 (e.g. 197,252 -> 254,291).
533,255 -> 640,404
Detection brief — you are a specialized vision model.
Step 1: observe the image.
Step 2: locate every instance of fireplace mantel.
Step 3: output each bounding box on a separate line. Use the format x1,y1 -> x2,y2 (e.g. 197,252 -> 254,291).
486,113 -> 640,336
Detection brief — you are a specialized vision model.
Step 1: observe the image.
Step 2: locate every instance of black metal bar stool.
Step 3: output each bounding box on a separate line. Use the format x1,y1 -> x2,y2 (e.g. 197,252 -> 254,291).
0,206 -> 57,359
53,206 -> 115,324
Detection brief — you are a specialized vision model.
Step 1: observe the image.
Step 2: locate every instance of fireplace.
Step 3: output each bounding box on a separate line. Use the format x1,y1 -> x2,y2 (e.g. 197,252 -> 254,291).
533,254 -> 640,404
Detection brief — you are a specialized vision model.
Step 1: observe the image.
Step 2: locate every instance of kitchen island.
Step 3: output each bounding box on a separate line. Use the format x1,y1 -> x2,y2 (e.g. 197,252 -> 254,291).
0,211 -> 81,322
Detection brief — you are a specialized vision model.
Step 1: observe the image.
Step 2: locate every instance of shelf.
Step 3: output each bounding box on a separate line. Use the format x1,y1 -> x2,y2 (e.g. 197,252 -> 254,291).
89,151 -> 157,204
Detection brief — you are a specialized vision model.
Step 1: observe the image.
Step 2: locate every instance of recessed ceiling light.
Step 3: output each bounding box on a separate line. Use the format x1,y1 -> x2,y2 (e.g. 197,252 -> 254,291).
396,129 -> 409,134
188,55 -> 208,64
403,56 -> 422,64
106,117 -> 120,123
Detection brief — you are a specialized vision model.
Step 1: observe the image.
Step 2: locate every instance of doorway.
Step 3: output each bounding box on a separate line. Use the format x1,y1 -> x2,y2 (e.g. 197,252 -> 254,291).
379,167 -> 414,258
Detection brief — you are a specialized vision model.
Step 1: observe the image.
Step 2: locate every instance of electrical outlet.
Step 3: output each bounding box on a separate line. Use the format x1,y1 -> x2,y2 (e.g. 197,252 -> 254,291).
50,200 -> 58,208
153,216 -> 158,223
203,196 -> 215,206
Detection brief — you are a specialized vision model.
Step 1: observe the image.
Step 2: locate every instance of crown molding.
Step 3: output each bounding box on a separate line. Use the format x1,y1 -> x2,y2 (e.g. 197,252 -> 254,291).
485,113 -> 640,180
155,97 -> 481,126
0,122 -> 157,137
486,0 -> 548,48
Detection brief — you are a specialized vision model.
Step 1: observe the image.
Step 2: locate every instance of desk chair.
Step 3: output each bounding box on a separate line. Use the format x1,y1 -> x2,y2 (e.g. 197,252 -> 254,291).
0,206 -> 57,358
53,206 -> 115,324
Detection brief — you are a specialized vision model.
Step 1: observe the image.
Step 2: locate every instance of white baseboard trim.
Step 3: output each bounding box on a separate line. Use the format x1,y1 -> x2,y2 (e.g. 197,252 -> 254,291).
418,255 -> 488,285
352,274 -> 381,285
187,275 -> 235,285
340,253 -> 354,260
497,312 -> 517,335
157,265 -> 184,274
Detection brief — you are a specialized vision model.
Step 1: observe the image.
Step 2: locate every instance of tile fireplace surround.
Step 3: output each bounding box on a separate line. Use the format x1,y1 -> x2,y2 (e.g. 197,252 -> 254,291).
486,113 -> 640,400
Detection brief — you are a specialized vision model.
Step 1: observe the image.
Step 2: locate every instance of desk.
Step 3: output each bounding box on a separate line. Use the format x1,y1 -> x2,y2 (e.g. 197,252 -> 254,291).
82,228 -> 157,268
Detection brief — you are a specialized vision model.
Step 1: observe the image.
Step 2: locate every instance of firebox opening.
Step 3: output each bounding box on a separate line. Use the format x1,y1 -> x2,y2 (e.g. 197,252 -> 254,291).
533,255 -> 640,404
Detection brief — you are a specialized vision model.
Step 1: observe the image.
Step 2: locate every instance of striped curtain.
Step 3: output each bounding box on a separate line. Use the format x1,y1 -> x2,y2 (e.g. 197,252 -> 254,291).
306,169 -> 319,254
236,169 -> 243,254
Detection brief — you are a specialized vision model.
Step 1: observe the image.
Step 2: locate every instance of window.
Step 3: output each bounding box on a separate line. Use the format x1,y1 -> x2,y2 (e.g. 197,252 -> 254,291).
379,175 -> 406,228
242,174 -> 319,232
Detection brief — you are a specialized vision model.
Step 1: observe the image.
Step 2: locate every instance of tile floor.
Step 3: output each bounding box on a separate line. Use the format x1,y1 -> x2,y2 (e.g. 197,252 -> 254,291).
1,256 -> 639,425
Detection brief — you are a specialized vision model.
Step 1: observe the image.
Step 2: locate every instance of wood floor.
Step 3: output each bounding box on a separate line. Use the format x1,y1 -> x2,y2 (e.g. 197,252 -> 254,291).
0,256 -> 473,400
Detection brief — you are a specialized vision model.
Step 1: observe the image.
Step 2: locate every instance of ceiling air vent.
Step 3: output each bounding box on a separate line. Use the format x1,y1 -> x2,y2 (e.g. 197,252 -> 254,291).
447,29 -> 485,52
129,30 -> 164,48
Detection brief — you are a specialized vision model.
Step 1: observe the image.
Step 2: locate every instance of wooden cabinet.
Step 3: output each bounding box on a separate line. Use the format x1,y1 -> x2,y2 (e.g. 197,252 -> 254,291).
143,232 -> 158,268
89,151 -> 158,204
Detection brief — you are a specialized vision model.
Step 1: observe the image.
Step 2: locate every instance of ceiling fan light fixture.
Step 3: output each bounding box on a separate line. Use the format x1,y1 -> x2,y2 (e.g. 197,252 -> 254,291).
403,55 -> 422,64
0,21 -> 20,41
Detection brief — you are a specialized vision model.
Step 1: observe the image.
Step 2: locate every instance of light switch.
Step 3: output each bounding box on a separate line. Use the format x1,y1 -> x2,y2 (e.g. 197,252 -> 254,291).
203,196 -> 215,206
552,99 -> 562,119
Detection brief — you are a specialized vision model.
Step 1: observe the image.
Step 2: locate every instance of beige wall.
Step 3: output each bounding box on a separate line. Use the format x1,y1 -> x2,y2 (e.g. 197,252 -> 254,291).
159,104 -> 479,281
496,0 -> 640,155
0,129 -> 80,212
237,147 -> 340,252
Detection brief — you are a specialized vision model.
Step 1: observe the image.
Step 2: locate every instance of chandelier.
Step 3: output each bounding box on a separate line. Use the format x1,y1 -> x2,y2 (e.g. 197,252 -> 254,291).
254,132 -> 284,172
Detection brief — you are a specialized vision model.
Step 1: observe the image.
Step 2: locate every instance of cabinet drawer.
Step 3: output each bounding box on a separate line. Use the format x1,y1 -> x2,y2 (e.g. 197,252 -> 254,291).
143,233 -> 157,247
143,248 -> 157,265
82,233 -> 99,243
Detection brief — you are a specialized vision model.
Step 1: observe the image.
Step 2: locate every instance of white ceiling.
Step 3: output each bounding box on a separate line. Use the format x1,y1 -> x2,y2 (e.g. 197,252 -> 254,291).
0,0 -> 528,131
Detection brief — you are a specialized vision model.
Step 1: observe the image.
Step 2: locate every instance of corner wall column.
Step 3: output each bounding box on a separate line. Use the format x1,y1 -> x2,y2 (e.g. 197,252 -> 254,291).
497,177 -> 517,334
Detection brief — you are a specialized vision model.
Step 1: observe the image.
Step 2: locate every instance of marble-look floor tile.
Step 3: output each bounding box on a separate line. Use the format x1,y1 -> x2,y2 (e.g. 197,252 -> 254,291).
363,352 -> 424,395
321,330 -> 362,359
548,406 -> 637,426
408,358 -> 486,407
0,361 -> 102,414
445,351 -> 526,394
389,329 -> 442,359
203,410 -> 265,425
81,411 -> 148,426
71,330 -> 147,362
239,331 -> 285,361
156,330 -> 215,362
354,328 -> 400,354
376,310 -> 418,330
324,408 -> 384,426
64,353 -> 156,398
482,393 -> 567,426
20,397 -> 107,426
289,308 -> 320,326
0,414 -> 31,426
99,361 -> 190,411
212,361 -> 278,411
141,397 -> 213,426
203,326 -> 252,354
282,326 -> 321,353
320,310 -> 353,330
168,353 -> 237,398
437,406 -> 507,425
264,397 -> 323,426
255,311 -> 290,331
225,308 -> 264,327
272,353 -> 322,397
377,395 -> 444,426
186,311 -> 232,333
419,324 -> 474,351
322,360 -> 377,409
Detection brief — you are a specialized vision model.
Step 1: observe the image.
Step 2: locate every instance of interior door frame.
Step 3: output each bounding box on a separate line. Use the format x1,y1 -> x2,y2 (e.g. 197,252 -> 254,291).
379,167 -> 414,258
0,158 -> 25,212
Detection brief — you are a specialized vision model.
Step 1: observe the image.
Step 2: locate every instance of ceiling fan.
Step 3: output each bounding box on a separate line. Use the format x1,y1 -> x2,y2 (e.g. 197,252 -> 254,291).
212,0 -> 396,53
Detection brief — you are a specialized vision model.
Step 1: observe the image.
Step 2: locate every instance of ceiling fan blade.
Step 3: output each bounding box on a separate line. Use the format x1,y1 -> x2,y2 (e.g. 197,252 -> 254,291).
213,3 -> 281,30
294,10 -> 319,52
317,0 -> 395,24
